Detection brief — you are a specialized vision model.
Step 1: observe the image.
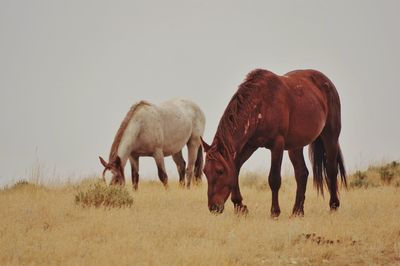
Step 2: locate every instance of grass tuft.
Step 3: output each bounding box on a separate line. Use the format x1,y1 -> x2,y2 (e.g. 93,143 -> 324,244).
349,171 -> 373,188
74,182 -> 133,208
349,161 -> 400,188
1,179 -> 47,191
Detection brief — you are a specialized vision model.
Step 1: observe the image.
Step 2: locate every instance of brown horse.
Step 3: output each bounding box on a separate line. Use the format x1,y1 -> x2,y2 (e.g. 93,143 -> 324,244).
202,69 -> 347,217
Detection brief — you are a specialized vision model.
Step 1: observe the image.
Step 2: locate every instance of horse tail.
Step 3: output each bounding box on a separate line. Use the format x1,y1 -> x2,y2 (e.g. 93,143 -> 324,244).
337,145 -> 347,188
309,137 -> 327,195
194,145 -> 204,179
309,137 -> 348,195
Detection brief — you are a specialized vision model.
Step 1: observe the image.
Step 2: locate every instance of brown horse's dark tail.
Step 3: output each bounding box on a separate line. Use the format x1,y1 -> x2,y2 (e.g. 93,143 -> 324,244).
337,145 -> 347,188
194,145 -> 204,179
309,137 -> 347,196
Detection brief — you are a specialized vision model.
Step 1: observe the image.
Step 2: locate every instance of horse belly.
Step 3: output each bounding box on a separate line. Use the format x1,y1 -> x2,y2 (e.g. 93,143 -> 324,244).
160,111 -> 192,156
162,127 -> 192,156
285,95 -> 327,149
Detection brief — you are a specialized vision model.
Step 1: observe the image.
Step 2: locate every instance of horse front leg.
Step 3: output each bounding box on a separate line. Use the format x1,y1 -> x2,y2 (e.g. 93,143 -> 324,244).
129,156 -> 139,190
153,149 -> 168,189
268,137 -> 285,218
231,144 -> 256,215
231,185 -> 248,215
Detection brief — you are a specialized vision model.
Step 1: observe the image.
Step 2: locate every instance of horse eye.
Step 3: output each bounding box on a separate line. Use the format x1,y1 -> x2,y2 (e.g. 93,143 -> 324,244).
216,169 -> 224,175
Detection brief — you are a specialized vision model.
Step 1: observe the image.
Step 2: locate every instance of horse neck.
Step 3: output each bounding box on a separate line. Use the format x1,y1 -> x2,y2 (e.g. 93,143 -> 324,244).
110,118 -> 140,168
214,114 -> 258,174
214,127 -> 253,174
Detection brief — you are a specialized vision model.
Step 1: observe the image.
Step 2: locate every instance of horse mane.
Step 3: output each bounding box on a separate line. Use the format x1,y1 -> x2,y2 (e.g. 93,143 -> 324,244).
212,69 -> 274,157
109,100 -> 150,161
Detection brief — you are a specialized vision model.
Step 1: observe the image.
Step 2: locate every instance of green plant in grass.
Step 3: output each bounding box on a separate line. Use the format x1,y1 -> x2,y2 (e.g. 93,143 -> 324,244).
350,170 -> 372,188
379,161 -> 399,184
75,183 -> 133,208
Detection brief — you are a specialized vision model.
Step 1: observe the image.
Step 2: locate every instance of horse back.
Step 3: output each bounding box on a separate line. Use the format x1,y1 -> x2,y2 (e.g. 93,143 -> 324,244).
248,70 -> 337,149
281,70 -> 342,147
133,99 -> 205,156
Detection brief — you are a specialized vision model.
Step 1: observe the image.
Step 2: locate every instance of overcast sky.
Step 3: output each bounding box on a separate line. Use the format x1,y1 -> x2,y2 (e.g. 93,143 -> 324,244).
1,0 -> 399,186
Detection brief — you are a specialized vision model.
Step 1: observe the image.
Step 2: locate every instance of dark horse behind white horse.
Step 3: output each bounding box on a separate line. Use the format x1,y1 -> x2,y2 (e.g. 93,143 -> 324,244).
99,99 -> 206,189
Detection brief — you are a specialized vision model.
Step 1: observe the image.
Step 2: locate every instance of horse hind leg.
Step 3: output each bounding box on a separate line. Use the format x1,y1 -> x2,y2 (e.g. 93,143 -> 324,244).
288,148 -> 309,216
193,145 -> 204,184
153,149 -> 168,189
129,156 -> 139,190
172,151 -> 186,187
186,140 -> 199,188
320,135 -> 341,210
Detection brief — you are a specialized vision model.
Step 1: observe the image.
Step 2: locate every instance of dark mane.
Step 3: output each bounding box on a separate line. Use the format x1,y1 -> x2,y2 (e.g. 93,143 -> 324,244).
212,69 -> 274,156
109,101 -> 150,161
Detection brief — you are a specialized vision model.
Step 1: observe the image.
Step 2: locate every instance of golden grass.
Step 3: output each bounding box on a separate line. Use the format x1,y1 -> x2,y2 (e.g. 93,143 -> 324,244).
1,176 -> 399,265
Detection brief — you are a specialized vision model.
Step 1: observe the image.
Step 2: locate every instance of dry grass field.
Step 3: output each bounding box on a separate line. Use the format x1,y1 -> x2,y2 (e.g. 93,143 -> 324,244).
1,165 -> 400,265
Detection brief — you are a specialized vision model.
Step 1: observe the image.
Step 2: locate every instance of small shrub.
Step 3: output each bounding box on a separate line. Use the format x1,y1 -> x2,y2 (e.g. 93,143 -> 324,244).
350,171 -> 372,188
350,178 -> 371,189
3,180 -> 46,191
12,180 -> 30,188
75,183 -> 133,208
379,161 -> 398,184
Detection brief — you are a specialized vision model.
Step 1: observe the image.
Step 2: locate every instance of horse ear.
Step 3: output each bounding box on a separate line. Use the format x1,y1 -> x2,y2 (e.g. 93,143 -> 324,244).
201,137 -> 211,152
99,156 -> 108,168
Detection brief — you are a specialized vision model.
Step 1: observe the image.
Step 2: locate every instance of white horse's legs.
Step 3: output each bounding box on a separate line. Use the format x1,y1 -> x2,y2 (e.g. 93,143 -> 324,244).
129,156 -> 139,190
186,140 -> 199,188
194,145 -> 203,183
153,149 -> 168,188
172,151 -> 186,187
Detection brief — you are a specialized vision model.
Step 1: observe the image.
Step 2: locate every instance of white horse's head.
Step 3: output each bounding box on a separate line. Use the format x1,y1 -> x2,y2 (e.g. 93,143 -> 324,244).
99,156 -> 125,186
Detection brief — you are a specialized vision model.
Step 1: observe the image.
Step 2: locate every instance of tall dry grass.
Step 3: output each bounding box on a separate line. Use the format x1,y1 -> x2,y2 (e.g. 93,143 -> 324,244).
1,170 -> 399,265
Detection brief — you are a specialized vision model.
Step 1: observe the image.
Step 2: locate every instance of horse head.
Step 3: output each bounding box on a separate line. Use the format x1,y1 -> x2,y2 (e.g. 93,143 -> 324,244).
201,138 -> 236,214
99,156 -> 125,186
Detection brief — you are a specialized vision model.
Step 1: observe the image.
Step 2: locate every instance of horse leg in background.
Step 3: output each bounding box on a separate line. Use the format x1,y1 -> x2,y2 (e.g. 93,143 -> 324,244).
288,148 -> 309,216
268,136 -> 285,218
153,149 -> 168,188
193,145 -> 204,184
172,151 -> 186,187
129,156 -> 139,190
321,136 -> 340,210
185,140 -> 199,188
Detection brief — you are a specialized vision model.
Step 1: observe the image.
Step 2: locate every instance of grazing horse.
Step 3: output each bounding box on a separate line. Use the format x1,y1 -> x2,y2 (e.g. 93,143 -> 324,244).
202,69 -> 347,217
99,99 -> 205,189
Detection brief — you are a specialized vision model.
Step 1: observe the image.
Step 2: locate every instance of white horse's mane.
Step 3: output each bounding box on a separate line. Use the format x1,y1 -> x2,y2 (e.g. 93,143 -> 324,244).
109,100 -> 150,161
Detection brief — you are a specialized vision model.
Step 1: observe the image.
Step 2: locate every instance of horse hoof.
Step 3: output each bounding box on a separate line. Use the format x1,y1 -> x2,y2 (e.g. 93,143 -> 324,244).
291,207 -> 304,218
270,210 -> 281,219
290,211 -> 304,218
234,205 -> 249,216
330,206 -> 339,212
209,204 -> 224,214
330,202 -> 340,211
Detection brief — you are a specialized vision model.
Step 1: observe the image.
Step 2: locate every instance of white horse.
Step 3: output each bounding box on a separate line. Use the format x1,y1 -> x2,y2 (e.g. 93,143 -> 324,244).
99,99 -> 206,189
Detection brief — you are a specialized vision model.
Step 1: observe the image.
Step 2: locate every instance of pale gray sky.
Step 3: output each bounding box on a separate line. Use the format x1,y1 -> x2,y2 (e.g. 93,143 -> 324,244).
1,0 -> 399,186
